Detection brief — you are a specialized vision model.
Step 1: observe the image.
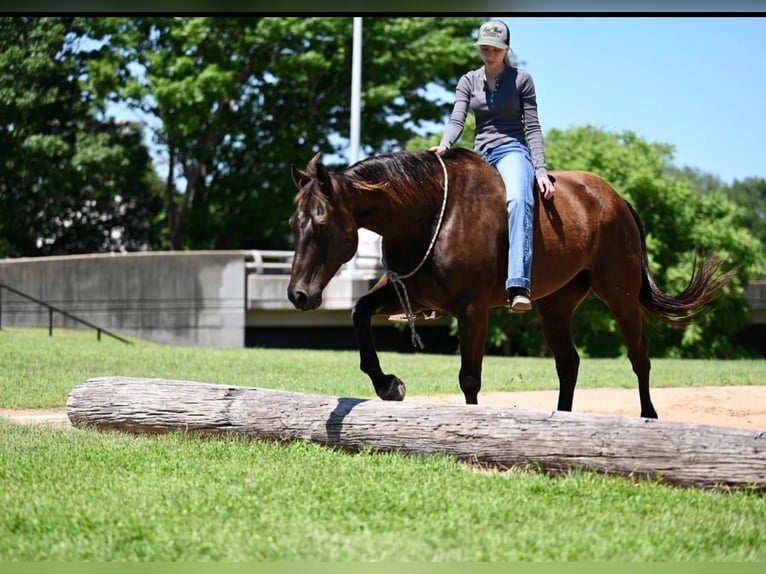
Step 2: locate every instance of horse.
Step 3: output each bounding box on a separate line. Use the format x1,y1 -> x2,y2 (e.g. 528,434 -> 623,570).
287,148 -> 730,418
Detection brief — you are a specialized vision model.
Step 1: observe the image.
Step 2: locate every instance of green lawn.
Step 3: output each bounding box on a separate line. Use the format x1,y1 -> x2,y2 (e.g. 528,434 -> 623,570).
1,327 -> 764,409
2,422 -> 765,561
1,327 -> 765,561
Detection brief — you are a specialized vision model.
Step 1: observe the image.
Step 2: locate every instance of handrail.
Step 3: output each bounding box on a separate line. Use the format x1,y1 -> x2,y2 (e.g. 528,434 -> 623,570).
243,249 -> 295,274
243,249 -> 383,276
0,283 -> 132,344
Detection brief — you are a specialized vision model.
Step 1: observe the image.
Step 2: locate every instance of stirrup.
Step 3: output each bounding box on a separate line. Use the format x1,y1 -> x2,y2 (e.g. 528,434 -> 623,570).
510,294 -> 532,313
387,310 -> 442,322
507,288 -> 532,314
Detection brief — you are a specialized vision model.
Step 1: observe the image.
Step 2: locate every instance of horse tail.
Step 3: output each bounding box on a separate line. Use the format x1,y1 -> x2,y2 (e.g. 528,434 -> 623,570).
625,201 -> 735,326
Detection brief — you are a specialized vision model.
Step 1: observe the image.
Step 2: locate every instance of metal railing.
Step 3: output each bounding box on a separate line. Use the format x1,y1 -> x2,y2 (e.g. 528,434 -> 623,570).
0,283 -> 132,344
244,250 -> 295,274
243,249 -> 383,276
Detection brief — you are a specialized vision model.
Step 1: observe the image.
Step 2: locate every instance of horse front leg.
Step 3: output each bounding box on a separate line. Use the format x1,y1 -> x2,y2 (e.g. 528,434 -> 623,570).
456,301 -> 489,404
351,276 -> 408,401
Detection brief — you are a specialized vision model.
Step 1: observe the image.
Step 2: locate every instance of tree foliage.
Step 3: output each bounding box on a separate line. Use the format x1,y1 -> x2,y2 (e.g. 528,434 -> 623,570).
79,16 -> 481,250
0,17 -> 163,257
723,177 -> 766,260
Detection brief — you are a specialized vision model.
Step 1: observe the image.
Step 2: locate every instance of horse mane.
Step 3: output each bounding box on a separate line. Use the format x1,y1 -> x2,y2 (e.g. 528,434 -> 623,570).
293,148 -> 478,209
342,149 -> 476,206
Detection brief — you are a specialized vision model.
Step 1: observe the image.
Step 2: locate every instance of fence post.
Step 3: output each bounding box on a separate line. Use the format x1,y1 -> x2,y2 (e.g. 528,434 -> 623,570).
0,285 -> 3,330
49,308 -> 53,337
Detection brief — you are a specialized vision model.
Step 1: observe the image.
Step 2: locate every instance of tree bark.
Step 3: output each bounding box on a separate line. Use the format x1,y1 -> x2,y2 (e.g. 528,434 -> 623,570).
67,376 -> 766,491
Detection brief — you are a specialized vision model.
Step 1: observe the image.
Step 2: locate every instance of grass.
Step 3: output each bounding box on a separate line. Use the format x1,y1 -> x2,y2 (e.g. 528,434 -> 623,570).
2,422 -> 765,561
1,327 -> 764,409
1,327 -> 765,560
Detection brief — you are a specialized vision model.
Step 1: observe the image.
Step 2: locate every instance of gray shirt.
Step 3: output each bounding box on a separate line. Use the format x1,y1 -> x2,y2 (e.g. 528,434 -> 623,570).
439,65 -> 549,178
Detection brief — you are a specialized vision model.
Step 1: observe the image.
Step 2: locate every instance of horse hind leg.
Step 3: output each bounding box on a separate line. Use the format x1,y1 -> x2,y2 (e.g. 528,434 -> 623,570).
535,273 -> 590,412
592,280 -> 658,419
613,302 -> 657,419
456,302 -> 489,404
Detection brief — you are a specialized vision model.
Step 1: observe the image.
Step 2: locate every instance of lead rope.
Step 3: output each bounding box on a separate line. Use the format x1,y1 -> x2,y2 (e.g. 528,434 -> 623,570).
384,152 -> 449,349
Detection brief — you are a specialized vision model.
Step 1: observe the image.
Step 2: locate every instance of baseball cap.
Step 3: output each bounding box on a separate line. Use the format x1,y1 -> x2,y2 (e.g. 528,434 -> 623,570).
474,20 -> 510,49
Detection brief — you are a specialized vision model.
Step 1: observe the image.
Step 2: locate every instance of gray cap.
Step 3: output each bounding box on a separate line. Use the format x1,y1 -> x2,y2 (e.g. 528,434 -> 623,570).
474,20 -> 510,49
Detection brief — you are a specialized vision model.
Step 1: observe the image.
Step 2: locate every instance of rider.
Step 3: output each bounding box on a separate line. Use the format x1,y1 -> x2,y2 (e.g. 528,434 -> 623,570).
430,19 -> 555,313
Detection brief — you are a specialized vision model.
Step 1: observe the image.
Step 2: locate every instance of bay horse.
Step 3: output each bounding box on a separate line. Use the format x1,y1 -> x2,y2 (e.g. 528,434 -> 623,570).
287,149 -> 730,418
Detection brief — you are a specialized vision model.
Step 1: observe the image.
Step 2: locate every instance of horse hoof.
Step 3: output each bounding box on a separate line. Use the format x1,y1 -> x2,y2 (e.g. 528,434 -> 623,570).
378,376 -> 406,401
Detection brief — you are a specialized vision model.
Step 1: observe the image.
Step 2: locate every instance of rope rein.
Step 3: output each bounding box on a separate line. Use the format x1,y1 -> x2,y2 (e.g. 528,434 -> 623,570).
383,152 -> 449,349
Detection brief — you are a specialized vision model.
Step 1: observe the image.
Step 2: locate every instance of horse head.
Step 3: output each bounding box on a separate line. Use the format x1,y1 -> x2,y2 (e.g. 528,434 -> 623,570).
287,154 -> 359,311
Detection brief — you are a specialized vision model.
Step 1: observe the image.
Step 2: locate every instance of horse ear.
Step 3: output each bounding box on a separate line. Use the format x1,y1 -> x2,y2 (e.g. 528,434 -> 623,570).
291,164 -> 308,189
315,162 -> 333,197
307,152 -> 321,169
294,153 -> 334,198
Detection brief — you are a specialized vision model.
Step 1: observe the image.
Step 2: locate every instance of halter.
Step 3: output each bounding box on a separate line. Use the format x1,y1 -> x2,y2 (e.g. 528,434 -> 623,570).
383,151 -> 449,349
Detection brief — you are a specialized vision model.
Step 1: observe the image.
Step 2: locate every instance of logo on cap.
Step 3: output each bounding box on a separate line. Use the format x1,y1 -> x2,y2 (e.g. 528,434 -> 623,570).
483,24 -> 506,40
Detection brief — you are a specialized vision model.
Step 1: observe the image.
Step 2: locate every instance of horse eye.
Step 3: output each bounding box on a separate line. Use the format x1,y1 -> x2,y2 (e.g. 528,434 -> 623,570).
316,222 -> 328,233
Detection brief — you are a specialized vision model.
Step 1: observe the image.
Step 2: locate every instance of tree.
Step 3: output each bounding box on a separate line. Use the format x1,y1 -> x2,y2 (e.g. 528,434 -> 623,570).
724,177 -> 766,260
0,17 -> 163,257
0,18 -> 164,256
81,17 -> 482,250
666,167 -> 766,274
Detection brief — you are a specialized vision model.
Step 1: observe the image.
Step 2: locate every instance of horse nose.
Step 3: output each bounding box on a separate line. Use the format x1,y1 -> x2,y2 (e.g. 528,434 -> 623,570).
288,287 -> 309,310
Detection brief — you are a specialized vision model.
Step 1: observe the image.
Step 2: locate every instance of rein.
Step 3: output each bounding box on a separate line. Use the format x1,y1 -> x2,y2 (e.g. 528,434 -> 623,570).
383,152 -> 449,349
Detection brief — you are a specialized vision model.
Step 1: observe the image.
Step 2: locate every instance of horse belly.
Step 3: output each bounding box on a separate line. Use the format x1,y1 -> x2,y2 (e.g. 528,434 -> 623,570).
530,248 -> 590,299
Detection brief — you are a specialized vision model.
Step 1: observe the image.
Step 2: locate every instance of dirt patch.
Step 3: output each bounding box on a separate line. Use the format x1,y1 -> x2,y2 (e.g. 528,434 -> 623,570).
2,386 -> 765,430
409,385 -> 766,431
0,408 -> 70,427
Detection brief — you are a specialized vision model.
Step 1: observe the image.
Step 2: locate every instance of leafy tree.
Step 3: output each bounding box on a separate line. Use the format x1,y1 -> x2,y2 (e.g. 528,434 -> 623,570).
0,17 -> 163,257
669,168 -> 766,264
667,165 -> 726,195
724,177 -> 766,262
80,16 -> 482,250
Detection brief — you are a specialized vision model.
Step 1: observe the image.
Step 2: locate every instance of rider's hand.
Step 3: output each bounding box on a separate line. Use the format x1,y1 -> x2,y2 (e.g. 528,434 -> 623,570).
538,175 -> 555,200
429,145 -> 448,156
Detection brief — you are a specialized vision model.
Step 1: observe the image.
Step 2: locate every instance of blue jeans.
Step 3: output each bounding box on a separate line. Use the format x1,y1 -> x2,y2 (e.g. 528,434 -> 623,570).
482,142 -> 535,292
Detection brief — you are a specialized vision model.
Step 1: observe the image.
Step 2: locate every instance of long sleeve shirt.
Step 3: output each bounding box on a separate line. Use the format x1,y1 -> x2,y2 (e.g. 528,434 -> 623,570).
439,65 -> 549,179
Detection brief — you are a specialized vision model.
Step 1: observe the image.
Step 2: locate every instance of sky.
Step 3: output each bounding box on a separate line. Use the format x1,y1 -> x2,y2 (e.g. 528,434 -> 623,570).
481,16 -> 766,184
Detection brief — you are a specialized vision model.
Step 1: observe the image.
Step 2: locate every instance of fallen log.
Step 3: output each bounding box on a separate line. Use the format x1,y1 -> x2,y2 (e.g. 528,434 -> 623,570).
66,376 -> 766,491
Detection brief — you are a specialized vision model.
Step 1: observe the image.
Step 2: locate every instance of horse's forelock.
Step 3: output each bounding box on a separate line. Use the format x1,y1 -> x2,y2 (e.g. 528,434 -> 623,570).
293,153 -> 326,205
293,173 -> 332,216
